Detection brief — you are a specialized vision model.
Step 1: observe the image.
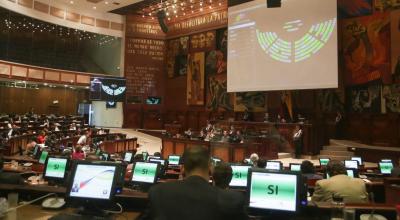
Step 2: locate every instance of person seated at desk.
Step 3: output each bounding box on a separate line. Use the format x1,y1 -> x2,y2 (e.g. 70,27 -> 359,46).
184,128 -> 193,138
301,160 -> 323,180
0,157 -> 25,184
77,130 -> 90,148
249,153 -> 259,167
36,131 -> 46,144
231,130 -> 244,143
72,146 -> 85,160
256,159 -> 267,168
69,123 -> 77,131
138,146 -> 247,220
220,130 -> 230,143
25,139 -> 37,155
213,163 -> 233,189
312,160 -> 368,203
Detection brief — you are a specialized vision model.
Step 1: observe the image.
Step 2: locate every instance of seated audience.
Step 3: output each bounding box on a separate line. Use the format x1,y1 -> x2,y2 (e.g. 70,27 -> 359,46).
312,160 -> 368,203
138,146 -> 247,220
249,153 -> 259,167
231,130 -> 244,143
213,163 -> 233,189
300,160 -> 323,180
72,146 -> 85,160
36,131 -> 46,144
0,156 -> 25,184
220,130 -> 230,142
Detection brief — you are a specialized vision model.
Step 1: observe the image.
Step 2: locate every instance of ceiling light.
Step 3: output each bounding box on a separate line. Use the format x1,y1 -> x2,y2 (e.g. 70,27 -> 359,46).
105,1 -> 109,4
93,6 -> 96,10
70,1 -> 74,4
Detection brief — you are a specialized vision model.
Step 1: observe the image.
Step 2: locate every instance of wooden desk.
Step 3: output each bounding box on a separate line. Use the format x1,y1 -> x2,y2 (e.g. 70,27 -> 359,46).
2,205 -> 141,220
3,156 -> 37,163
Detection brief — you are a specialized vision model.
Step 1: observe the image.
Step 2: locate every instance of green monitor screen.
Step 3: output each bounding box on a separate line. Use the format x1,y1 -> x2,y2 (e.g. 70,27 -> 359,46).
44,157 -> 68,179
229,165 -> 251,187
39,151 -> 49,164
168,155 -> 180,166
249,170 -> 298,212
346,169 -> 354,178
290,164 -> 301,172
95,148 -> 101,156
379,162 -> 393,174
132,162 -> 158,184
319,158 -> 330,166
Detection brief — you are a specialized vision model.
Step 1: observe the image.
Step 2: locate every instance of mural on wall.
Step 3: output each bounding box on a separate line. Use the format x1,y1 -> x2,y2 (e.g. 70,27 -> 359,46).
382,84 -> 400,113
189,31 -> 216,52
374,0 -> 400,11
348,83 -> 382,113
342,12 -> 391,85
187,52 -> 205,105
317,89 -> 345,113
338,0 -> 373,18
205,50 -> 217,75
234,92 -> 267,112
391,10 -> 400,82
167,36 -> 189,78
216,28 -> 228,74
207,74 -> 233,111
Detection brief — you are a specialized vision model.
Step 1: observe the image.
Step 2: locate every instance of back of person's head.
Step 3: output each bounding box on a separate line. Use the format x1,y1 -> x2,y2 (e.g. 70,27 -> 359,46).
257,159 -> 267,168
133,153 -> 144,162
153,152 -> 162,157
301,160 -> 316,174
75,146 -> 82,153
250,153 -> 259,165
213,163 -> 233,189
182,146 -> 210,175
326,160 -> 346,177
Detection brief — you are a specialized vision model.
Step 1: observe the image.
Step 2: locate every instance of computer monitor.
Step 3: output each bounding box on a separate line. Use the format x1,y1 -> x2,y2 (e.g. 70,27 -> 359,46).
379,161 -> 394,175
123,152 -> 133,163
32,144 -> 40,157
95,148 -> 101,156
351,157 -> 363,166
265,161 -> 282,171
289,163 -> 301,172
344,160 -> 359,169
67,161 -> 118,200
43,157 -> 68,181
148,158 -> 166,166
319,158 -> 330,166
100,153 -> 110,161
168,155 -> 181,166
248,169 -> 302,213
229,165 -> 251,188
147,156 -> 161,161
131,162 -> 159,184
381,159 -> 393,163
142,152 -> 148,161
346,169 -> 359,178
38,151 -> 49,164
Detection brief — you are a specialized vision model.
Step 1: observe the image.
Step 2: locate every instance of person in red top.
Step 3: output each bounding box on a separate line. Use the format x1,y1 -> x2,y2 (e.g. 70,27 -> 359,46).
36,131 -> 46,144
72,146 -> 85,160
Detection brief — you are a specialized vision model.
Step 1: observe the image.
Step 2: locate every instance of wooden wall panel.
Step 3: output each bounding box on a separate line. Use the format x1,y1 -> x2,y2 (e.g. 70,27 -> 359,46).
175,143 -> 185,155
0,64 -> 11,76
0,87 -> 88,115
11,66 -> 27,77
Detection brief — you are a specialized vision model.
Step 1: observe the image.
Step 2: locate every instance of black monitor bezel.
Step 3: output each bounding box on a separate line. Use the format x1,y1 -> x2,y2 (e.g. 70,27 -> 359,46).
319,158 -> 330,166
247,168 -> 302,214
229,164 -> 252,188
289,163 -> 302,172
351,156 -> 363,166
168,155 -> 181,166
43,156 -> 69,181
123,152 -> 134,163
344,160 -> 359,170
378,161 -> 394,175
130,161 -> 160,185
265,161 -> 283,171
66,160 -> 119,202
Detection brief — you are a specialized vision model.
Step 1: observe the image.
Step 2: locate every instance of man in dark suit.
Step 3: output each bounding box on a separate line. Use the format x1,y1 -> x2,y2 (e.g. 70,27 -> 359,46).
0,157 -> 25,185
137,146 -> 247,220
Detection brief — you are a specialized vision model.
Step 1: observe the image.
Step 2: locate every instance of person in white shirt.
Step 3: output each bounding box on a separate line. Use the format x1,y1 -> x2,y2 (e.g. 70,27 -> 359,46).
293,125 -> 303,159
77,130 -> 90,147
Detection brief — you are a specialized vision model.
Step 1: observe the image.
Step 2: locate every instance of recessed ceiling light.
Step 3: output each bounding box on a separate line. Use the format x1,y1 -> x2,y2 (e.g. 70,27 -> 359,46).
70,1 -> 74,4
105,1 -> 109,4
93,6 -> 97,10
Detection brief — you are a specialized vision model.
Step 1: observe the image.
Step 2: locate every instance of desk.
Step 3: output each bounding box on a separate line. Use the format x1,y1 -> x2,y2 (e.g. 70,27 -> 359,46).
2,205 -> 141,220
3,156 -> 37,163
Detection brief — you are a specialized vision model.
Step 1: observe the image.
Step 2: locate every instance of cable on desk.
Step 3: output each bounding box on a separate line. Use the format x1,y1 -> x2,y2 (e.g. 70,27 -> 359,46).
102,202 -> 123,214
5,193 -> 56,213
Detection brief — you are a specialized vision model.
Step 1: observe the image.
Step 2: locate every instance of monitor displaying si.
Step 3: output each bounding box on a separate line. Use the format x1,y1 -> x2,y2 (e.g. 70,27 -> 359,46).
44,157 -> 68,180
248,169 -> 301,212
168,155 -> 181,166
131,162 -> 159,184
39,151 -> 49,164
289,163 -> 301,172
148,158 -> 166,166
351,157 -> 363,166
67,162 -> 118,200
319,158 -> 330,166
344,160 -> 359,169
379,162 -> 394,174
229,165 -> 251,187
266,161 -> 282,170
123,152 -> 133,163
